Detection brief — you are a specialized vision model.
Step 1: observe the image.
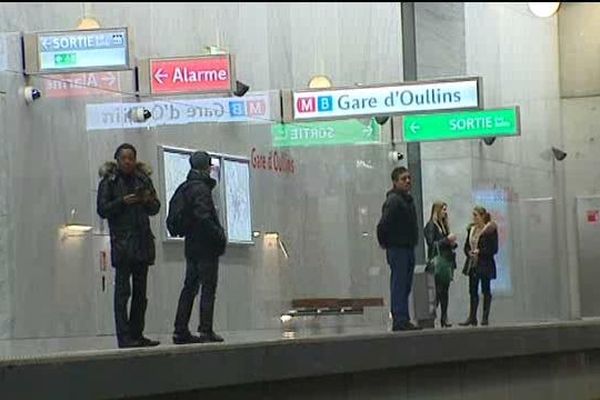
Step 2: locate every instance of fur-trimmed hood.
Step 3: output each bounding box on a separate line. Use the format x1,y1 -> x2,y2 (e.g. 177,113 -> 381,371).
484,221 -> 497,233
98,161 -> 153,178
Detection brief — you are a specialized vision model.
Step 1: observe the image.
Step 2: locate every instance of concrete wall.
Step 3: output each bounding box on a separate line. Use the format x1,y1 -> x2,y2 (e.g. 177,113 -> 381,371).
0,2 -> 403,339
559,2 -> 600,319
0,2 -> 574,339
141,352 -> 600,400
559,3 -> 600,98
464,3 -> 565,322
417,2 -> 566,324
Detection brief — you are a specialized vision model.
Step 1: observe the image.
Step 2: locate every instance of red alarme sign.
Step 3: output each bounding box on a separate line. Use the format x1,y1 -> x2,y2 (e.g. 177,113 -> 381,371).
149,55 -> 233,94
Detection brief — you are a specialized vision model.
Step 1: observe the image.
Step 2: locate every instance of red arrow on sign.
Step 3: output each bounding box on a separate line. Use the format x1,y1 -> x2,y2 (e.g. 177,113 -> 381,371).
153,68 -> 168,84
100,72 -> 116,86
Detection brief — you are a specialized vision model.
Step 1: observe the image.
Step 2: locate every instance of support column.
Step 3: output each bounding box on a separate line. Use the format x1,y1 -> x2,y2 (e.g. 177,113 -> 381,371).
401,2 -> 426,265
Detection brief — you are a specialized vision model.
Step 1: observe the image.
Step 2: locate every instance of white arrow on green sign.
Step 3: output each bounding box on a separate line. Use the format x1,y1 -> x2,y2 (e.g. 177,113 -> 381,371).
402,107 -> 520,142
272,118 -> 381,148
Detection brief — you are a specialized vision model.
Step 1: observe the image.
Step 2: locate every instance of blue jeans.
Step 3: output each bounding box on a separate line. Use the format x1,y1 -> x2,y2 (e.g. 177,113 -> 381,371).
386,247 -> 416,326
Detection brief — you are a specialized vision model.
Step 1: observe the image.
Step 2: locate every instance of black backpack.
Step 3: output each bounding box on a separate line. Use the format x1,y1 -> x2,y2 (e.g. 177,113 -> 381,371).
167,181 -> 191,237
376,218 -> 388,249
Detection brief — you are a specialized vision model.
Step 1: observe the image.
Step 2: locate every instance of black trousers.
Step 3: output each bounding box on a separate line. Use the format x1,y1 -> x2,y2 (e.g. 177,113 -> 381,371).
469,272 -> 491,298
435,275 -> 450,321
468,271 -> 492,321
174,257 -> 219,335
114,263 -> 149,343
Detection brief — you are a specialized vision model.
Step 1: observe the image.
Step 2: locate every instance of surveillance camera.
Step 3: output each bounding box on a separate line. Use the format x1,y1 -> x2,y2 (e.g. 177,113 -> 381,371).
388,150 -> 405,163
551,147 -> 567,161
375,116 -> 390,126
23,86 -> 41,103
233,80 -> 250,97
483,137 -> 496,146
130,107 -> 152,123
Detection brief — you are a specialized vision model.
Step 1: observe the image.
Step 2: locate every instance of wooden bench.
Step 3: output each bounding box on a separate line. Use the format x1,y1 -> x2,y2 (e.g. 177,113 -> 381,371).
283,297 -> 384,318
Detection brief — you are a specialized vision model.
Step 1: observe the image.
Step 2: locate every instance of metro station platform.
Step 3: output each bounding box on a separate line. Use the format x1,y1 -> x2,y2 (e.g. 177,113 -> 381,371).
2,321 -> 600,399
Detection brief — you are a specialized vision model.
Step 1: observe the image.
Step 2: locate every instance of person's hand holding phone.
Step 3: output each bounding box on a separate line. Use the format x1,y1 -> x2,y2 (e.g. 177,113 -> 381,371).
123,194 -> 140,205
140,188 -> 156,204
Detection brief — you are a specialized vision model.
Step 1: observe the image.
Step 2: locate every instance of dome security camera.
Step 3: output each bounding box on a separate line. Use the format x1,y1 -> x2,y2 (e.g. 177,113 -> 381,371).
551,147 -> 567,161
233,80 -> 250,97
375,116 -> 390,126
388,150 -> 405,163
483,137 -> 497,146
130,107 -> 152,123
23,86 -> 42,104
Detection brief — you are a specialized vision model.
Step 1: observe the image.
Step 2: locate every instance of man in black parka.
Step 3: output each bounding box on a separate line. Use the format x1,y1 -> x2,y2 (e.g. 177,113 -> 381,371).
97,143 -> 161,348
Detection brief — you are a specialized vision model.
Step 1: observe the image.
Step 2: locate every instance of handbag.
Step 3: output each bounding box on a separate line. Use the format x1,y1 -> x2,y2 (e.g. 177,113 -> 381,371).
427,242 -> 454,285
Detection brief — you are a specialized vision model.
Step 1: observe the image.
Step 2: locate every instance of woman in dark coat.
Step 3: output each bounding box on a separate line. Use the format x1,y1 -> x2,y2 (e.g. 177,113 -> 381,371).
460,206 -> 498,327
424,201 -> 457,328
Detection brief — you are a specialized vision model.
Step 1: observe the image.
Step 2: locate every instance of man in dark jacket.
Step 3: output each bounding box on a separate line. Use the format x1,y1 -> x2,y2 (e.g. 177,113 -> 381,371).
173,151 -> 227,344
97,143 -> 161,348
377,166 -> 422,331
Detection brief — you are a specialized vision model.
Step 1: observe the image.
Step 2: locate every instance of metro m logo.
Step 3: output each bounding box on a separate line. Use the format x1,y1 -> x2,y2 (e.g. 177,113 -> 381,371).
247,99 -> 266,116
296,97 -> 316,113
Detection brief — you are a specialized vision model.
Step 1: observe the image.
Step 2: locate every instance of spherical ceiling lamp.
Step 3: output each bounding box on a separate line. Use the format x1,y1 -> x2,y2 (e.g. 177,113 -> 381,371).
77,17 -> 101,30
308,75 -> 332,89
528,2 -> 560,18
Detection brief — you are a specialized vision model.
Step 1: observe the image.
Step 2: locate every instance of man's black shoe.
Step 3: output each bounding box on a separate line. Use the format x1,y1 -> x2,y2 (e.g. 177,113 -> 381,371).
138,336 -> 160,347
392,322 -> 423,332
198,330 -> 224,343
118,337 -> 144,349
173,333 -> 206,345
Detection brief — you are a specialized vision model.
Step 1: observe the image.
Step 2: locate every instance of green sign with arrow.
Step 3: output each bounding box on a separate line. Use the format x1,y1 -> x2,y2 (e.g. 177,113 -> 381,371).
402,107 -> 520,142
271,118 -> 381,148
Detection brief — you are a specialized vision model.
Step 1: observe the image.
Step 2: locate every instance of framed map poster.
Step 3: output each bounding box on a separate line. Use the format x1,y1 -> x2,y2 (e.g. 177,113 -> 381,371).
223,158 -> 253,244
159,145 -> 252,245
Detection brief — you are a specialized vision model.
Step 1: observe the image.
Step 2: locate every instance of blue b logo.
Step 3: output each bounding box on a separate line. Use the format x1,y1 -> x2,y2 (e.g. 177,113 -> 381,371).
229,101 -> 246,117
317,96 -> 333,112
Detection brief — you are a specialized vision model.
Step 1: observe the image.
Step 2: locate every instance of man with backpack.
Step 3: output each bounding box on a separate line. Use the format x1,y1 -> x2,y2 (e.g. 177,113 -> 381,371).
169,151 -> 227,344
